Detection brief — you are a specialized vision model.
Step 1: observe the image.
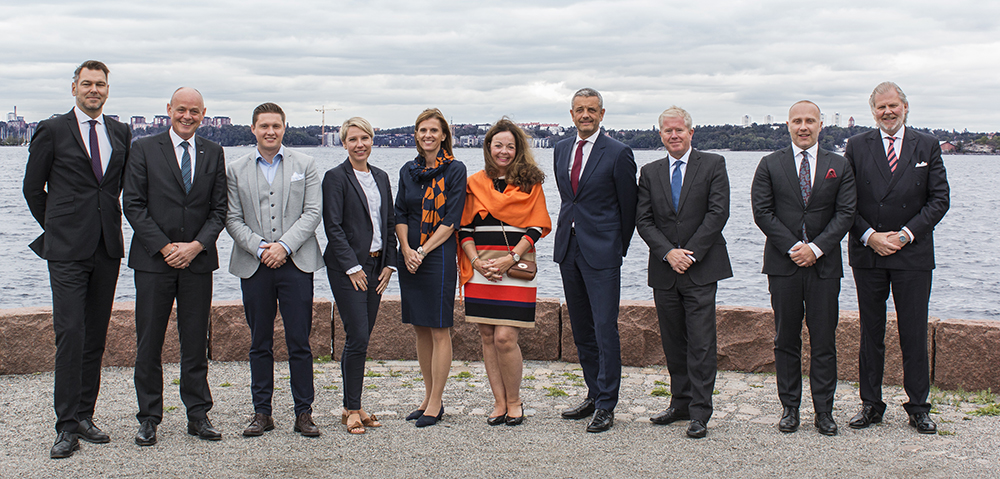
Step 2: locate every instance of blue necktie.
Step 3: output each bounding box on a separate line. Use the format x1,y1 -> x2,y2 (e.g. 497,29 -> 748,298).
180,140 -> 192,193
671,160 -> 684,212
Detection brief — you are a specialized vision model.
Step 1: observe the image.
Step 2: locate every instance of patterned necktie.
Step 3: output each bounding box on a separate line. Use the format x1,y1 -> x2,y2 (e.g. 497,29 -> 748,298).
798,151 -> 811,241
571,139 -> 586,194
87,120 -> 103,182
887,136 -> 898,173
671,159 -> 684,212
180,140 -> 192,193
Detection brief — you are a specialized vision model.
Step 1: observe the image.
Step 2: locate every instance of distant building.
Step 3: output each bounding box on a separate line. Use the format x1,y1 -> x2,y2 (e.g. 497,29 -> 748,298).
820,113 -> 826,123
742,115 -> 752,127
939,141 -> 957,153
152,115 -> 170,127
131,116 -> 147,129
848,116 -> 855,128
762,114 -> 773,125
834,112 -> 841,127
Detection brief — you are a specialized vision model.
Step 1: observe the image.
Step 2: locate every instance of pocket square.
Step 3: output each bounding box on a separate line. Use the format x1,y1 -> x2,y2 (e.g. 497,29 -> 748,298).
915,162 -> 928,168
290,172 -> 305,181
825,168 -> 837,179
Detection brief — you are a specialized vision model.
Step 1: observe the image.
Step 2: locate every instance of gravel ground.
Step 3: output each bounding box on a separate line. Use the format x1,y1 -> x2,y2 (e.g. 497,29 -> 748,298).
1,359 -> 998,478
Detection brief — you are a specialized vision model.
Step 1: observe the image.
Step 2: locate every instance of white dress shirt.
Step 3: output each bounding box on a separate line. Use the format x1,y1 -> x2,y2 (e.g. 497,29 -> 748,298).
168,128 -> 197,186
789,143 -> 823,258
861,125 -> 914,245
74,106 -> 111,174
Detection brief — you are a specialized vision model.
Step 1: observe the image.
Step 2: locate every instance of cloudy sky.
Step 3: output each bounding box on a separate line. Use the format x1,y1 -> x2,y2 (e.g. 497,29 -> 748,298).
3,0 -> 998,131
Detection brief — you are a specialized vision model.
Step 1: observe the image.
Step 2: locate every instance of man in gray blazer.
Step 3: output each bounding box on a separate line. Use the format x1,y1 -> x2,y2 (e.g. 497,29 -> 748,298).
225,102 -> 324,437
636,106 -> 731,439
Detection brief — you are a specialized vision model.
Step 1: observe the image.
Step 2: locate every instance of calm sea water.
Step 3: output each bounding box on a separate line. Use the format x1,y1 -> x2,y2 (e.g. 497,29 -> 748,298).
1,145 -> 995,320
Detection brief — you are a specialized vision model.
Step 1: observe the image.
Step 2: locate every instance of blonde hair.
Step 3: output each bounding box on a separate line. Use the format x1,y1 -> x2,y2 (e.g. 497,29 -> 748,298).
340,116 -> 374,143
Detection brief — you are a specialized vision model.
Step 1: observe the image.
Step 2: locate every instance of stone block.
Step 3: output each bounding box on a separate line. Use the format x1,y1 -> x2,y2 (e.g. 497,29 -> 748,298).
333,295 -> 416,361
102,302 -> 180,367
208,299 -> 332,362
933,318 -> 1000,392
0,307 -> 55,374
560,300 -> 664,367
717,306 -> 776,373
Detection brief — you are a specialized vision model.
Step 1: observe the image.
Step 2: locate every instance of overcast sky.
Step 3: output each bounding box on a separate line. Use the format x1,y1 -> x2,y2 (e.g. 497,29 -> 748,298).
3,0 -> 998,132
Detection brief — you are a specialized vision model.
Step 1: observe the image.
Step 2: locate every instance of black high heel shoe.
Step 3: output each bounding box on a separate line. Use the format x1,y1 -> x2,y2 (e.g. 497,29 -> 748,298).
506,403 -> 524,426
487,412 -> 507,426
415,406 -> 444,428
406,409 -> 425,421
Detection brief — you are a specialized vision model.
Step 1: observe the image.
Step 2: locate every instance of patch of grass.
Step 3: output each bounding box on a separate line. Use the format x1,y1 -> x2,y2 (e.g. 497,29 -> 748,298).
523,375 -> 536,381
713,389 -> 720,395
963,416 -> 972,421
938,430 -> 955,436
561,372 -> 580,379
749,384 -> 764,388
401,382 -> 413,388
365,384 -> 377,390
621,374 -> 630,379
573,381 -> 585,388
219,382 -> 232,387
970,403 -> 1000,416
414,376 -> 423,382
365,371 -> 383,378
313,370 -> 324,375
164,406 -> 178,412
929,407 -> 941,414
171,379 -> 180,385
280,375 -> 290,380
653,380 -> 668,386
651,387 -> 671,397
388,370 -> 403,377
544,387 -> 568,397
971,388 -> 996,405
850,382 -> 860,388
376,360 -> 385,365
451,371 -> 474,379
322,385 -> 338,390
313,355 -> 332,363
466,383 -> 476,388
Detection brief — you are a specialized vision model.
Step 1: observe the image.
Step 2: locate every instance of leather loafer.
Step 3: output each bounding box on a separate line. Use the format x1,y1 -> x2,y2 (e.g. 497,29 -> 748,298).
294,411 -> 321,437
78,417 -> 110,444
686,419 -> 708,438
406,409 -> 425,421
908,412 -> 937,434
586,409 -> 614,433
188,417 -> 222,440
487,413 -> 507,426
50,431 -> 79,459
135,420 -> 157,446
650,407 -> 690,425
778,406 -> 800,433
243,413 -> 275,437
814,412 -> 838,436
561,398 -> 596,420
848,404 -> 884,429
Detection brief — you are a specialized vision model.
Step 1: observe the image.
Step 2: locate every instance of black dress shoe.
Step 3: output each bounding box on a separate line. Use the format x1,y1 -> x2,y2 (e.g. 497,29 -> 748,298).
586,409 -> 614,433
487,413 -> 507,426
561,398 -> 596,420
135,420 -> 157,446
188,417 -> 222,440
243,413 -> 275,437
505,404 -> 525,426
848,404 -> 884,429
406,409 -> 425,421
415,406 -> 444,428
814,412 -> 838,436
686,419 -> 708,438
778,406 -> 800,433
50,431 -> 79,459
908,412 -> 937,434
650,407 -> 691,425
78,417 -> 110,444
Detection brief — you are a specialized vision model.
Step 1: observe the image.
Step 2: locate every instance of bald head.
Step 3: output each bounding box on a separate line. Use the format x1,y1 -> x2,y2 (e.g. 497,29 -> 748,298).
786,100 -> 823,150
167,87 -> 206,140
170,87 -> 204,108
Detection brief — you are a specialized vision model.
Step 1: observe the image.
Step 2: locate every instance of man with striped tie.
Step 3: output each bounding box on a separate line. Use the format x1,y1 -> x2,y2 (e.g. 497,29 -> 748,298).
123,87 -> 228,446
844,82 -> 950,434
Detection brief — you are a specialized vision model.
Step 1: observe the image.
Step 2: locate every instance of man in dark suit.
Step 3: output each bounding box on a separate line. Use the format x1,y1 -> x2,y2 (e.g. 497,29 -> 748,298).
636,106 -> 731,439
123,87 -> 227,446
751,100 -> 856,436
554,88 -> 638,433
23,60 -> 131,459
844,82 -> 949,434
226,103 -> 325,437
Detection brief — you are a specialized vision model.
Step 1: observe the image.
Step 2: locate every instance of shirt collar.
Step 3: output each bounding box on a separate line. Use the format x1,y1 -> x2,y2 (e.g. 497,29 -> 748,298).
169,128 -> 196,149
791,143 -> 819,160
74,106 -> 102,125
669,147 -> 692,167
575,130 -> 601,145
882,124 -> 906,142
256,146 -> 285,165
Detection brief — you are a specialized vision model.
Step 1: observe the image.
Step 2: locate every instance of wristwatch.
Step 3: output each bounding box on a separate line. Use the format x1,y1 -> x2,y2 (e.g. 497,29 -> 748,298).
511,252 -> 520,262
417,246 -> 426,257
898,232 -> 909,245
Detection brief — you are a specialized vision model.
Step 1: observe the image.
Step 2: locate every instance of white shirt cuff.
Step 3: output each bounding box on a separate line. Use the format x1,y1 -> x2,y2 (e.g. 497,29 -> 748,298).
861,228 -> 875,247
807,242 -> 824,259
346,265 -> 362,275
901,227 -> 914,243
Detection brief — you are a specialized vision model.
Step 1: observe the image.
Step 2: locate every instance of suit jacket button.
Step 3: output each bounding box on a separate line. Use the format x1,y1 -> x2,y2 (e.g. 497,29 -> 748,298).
272,228 -> 276,232
181,227 -> 185,232
877,224 -> 882,228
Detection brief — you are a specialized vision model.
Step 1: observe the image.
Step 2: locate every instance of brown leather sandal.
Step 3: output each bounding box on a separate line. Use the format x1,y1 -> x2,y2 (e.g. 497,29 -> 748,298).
345,413 -> 365,435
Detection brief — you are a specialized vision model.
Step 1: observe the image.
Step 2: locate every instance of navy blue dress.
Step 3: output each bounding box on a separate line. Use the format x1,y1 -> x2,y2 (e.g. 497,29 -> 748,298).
394,158 -> 467,328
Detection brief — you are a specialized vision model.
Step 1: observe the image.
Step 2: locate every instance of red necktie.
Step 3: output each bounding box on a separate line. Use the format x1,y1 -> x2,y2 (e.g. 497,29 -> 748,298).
88,119 -> 103,182
887,136 -> 898,173
571,139 -> 585,194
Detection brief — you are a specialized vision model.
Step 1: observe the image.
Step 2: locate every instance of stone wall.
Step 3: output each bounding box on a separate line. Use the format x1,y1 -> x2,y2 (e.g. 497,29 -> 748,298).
1,299 -> 997,393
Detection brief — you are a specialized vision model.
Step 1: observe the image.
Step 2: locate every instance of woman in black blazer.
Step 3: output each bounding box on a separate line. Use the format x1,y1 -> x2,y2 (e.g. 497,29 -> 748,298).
322,117 -> 396,434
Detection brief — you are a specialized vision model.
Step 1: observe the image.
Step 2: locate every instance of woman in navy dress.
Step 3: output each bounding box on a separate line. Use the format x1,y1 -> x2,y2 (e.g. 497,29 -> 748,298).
394,108 -> 466,427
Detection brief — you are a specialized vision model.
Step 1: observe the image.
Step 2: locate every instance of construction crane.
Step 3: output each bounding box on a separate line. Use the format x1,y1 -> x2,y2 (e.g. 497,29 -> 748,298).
315,105 -> 342,146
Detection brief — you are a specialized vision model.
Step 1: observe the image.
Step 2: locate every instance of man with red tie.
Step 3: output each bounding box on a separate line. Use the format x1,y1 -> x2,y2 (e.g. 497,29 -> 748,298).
844,82 -> 949,434
553,88 -> 638,433
23,60 -> 132,458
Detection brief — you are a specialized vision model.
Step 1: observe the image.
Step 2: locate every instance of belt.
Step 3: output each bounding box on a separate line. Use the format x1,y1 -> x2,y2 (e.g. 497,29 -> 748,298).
369,251 -> 381,257
570,227 -> 576,236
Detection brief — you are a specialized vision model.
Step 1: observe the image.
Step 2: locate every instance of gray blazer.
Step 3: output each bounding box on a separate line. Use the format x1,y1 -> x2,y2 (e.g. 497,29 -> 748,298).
226,148 -> 324,278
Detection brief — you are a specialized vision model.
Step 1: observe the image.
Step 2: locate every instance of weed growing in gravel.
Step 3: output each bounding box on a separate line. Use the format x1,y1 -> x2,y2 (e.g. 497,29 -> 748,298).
938,430 -> 955,436
280,375 -> 290,380
313,355 -> 332,363
171,379 -> 180,385
323,385 -> 337,390
561,372 -> 580,379
651,387 -> 671,397
970,404 -> 1000,416
164,406 -> 178,412
452,371 -> 474,379
545,387 -> 568,397
401,382 -> 412,388
219,382 -> 232,387
365,371 -> 383,378
523,375 -> 536,380
971,389 -> 995,405
653,380 -> 668,386
388,370 -> 403,377
365,384 -> 377,390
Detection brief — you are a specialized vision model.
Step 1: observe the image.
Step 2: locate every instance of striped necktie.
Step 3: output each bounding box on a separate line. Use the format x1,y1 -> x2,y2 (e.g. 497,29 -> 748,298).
886,136 -> 898,173
180,140 -> 192,193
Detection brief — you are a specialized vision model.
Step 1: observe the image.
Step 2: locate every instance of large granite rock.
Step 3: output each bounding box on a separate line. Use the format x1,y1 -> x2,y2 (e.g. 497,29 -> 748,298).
208,299 -> 332,362
717,306 -> 776,373
102,302 -> 180,367
560,300 -> 665,367
933,318 -> 1000,392
332,295 -> 417,361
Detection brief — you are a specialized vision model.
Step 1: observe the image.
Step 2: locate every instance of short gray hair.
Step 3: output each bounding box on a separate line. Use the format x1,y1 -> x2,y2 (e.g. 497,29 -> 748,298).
869,81 -> 908,111
340,116 -> 374,143
572,88 -> 603,109
658,106 -> 693,130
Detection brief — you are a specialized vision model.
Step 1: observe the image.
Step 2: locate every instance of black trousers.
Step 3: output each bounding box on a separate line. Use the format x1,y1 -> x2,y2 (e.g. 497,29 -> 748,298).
47,239 -> 120,433
853,267 -> 933,415
241,262 -> 315,417
559,234 -> 622,411
329,255 -> 383,410
654,276 -> 718,423
134,268 -> 213,423
769,268 -> 840,413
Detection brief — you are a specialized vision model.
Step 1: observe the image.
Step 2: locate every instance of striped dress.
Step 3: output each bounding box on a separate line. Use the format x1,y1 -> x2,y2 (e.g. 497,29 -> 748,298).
459,178 -> 543,328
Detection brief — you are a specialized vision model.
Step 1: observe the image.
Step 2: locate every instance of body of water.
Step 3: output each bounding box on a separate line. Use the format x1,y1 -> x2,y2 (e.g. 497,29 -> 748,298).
2,145 -> 996,321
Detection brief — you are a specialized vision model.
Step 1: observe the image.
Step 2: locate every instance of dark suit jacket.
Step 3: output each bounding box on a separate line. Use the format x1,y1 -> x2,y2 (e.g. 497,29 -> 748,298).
751,146 -> 857,279
322,159 -> 397,273
122,131 -> 227,274
23,110 -> 132,260
844,128 -> 949,270
636,149 -> 732,289
552,132 -> 638,269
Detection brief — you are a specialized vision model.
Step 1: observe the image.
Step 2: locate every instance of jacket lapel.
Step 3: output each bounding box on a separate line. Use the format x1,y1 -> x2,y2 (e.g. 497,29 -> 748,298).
279,150 -> 291,217
576,134 -> 605,195
677,150 -> 701,213
245,153 -> 263,230
886,131 -> 916,193
866,131 -> 892,183
811,149 -> 832,206
781,148 -> 804,208
159,133 -> 186,193
656,158 -> 677,214
344,160 -> 372,224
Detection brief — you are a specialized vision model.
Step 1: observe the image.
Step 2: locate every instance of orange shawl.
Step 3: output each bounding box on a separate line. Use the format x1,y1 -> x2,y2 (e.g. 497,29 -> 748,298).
458,170 -> 552,287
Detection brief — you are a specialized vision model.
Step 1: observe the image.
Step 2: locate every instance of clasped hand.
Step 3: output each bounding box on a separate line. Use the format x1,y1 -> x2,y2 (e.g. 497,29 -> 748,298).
789,243 -> 817,267
403,248 -> 423,274
869,231 -> 905,256
666,248 -> 694,274
476,256 -> 513,282
260,243 -> 288,269
160,241 -> 202,269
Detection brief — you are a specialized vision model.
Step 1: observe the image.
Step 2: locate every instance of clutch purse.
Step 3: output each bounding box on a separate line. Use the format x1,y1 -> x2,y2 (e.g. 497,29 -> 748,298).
500,221 -> 537,280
